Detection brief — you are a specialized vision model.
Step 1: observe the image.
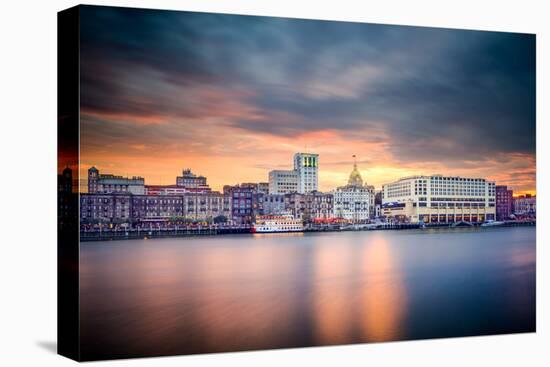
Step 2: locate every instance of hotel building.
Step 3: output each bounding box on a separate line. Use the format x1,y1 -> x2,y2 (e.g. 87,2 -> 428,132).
332,161 -> 374,222
381,175 -> 496,223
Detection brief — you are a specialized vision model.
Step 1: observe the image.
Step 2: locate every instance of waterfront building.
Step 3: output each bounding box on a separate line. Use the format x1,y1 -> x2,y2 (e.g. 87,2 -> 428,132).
496,185 -> 514,220
294,152 -> 319,193
145,169 -> 211,195
263,194 -> 287,215
332,161 -> 374,222
144,184 -> 213,195
145,185 -> 188,196
181,192 -> 231,221
513,194 -> 536,217
285,192 -> 334,221
88,166 -> 145,195
223,183 -> 265,224
381,174 -> 496,223
80,191 -> 232,225
268,170 -> 298,194
80,193 -> 132,224
176,168 -> 209,190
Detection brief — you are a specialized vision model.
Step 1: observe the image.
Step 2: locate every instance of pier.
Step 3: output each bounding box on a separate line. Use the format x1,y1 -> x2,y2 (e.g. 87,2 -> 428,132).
80,220 -> 535,242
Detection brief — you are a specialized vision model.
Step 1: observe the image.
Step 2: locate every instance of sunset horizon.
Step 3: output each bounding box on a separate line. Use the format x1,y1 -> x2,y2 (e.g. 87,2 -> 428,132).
76,6 -> 535,196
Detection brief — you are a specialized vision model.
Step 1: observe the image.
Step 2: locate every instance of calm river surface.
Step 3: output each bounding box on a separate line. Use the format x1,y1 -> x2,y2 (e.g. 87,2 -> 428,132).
79,227 -> 535,360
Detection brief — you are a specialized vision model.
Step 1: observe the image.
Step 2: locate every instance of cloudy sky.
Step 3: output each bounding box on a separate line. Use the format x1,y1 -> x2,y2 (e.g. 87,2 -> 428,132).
79,5 -> 536,194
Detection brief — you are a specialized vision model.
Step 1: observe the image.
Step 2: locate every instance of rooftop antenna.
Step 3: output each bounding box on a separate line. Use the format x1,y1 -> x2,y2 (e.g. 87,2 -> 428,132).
353,154 -> 357,169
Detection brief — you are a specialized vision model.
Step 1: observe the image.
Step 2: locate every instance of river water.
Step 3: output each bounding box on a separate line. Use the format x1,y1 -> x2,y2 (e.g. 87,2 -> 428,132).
79,226 -> 535,360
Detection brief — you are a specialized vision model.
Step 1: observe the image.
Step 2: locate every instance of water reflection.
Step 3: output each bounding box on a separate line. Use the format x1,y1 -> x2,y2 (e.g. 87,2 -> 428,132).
358,234 -> 406,342
313,239 -> 356,344
79,227 -> 535,360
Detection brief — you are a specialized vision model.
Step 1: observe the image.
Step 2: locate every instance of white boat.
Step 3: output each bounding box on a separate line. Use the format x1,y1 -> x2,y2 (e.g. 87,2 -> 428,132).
252,215 -> 304,233
480,220 -> 505,227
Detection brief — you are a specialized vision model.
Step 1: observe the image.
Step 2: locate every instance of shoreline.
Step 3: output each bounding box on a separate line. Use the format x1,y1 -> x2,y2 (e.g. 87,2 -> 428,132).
79,220 -> 535,242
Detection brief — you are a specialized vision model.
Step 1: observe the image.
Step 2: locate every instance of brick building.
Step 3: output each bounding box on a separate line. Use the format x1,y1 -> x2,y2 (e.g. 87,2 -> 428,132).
496,185 -> 513,220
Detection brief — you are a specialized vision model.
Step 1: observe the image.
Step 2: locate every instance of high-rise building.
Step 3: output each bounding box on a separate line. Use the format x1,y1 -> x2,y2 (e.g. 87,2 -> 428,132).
496,185 -> 513,220
294,152 -> 319,193
268,152 -> 318,194
332,161 -> 374,222
381,174 -> 496,223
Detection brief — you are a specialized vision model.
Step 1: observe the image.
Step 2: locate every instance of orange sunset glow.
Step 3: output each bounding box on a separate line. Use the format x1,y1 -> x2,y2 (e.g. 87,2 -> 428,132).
79,124 -> 536,195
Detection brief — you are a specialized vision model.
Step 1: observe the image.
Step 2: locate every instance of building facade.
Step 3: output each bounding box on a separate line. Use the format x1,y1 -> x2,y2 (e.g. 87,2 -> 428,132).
285,192 -> 334,220
268,170 -> 298,194
374,190 -> 383,218
88,167 -> 145,195
176,168 -> 209,189
332,162 -> 374,222
223,184 -> 265,224
496,185 -> 514,220
145,185 -> 189,196
293,152 -> 319,193
257,182 -> 270,195
268,152 -> 319,194
263,194 -> 287,216
513,194 -> 536,216
381,175 -> 496,223
80,191 -> 232,225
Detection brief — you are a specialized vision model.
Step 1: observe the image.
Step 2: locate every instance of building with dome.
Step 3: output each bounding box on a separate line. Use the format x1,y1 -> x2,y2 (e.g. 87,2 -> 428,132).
332,158 -> 375,222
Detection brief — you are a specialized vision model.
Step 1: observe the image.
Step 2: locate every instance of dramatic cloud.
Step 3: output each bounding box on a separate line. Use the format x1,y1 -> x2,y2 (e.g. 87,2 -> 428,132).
79,6 -> 536,194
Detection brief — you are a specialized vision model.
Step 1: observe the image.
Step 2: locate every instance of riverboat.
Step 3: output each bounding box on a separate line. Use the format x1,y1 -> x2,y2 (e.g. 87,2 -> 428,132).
252,215 -> 304,233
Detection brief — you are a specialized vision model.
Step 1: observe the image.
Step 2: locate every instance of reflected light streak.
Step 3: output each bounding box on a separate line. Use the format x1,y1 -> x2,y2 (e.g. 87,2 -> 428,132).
359,235 -> 407,342
313,241 -> 356,345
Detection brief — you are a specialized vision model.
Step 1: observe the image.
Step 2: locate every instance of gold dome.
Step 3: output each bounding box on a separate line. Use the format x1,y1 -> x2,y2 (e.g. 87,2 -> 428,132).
348,162 -> 364,187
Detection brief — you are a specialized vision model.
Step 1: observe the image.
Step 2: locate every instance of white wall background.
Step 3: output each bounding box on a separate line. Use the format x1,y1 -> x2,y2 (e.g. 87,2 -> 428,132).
0,0 -> 547,366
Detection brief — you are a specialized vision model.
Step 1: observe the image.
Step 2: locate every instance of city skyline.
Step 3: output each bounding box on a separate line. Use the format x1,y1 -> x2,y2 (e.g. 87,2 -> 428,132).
78,6 -> 536,195
77,157 -> 533,198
